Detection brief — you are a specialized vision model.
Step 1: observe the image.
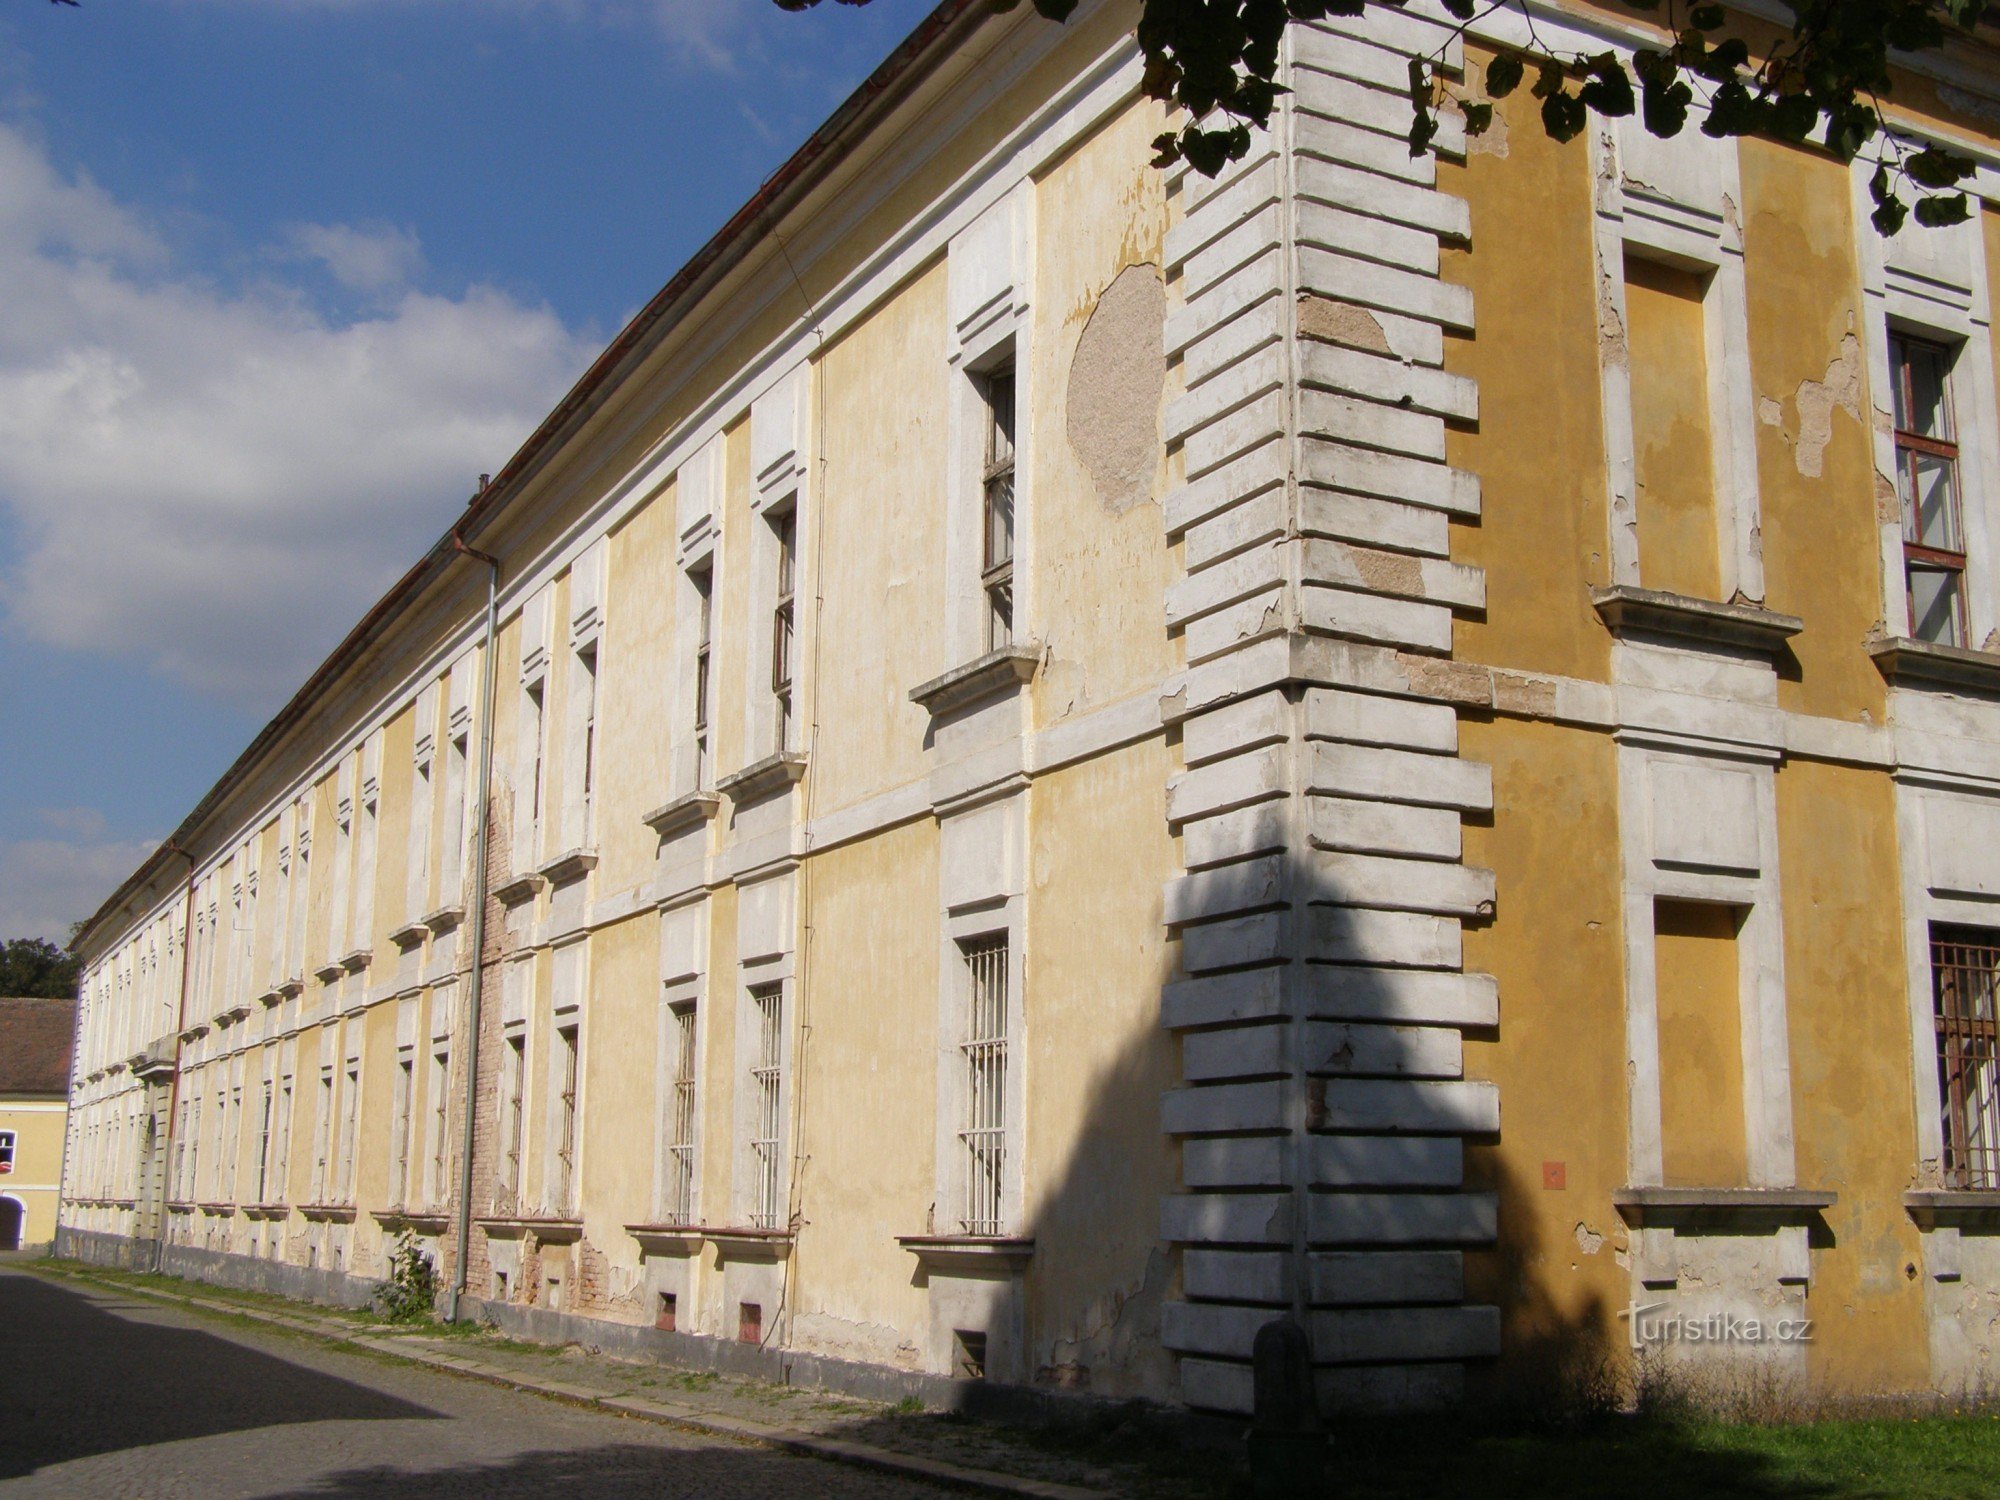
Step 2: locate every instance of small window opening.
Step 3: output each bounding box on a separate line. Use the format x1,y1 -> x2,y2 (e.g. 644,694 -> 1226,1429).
739,1301 -> 762,1344
980,366 -> 1016,650
657,1291 -> 678,1333
953,1329 -> 988,1381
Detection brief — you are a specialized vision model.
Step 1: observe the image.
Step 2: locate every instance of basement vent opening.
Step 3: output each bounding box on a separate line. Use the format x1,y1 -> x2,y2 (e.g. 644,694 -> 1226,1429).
739,1301 -> 763,1344
953,1329 -> 988,1381
657,1291 -> 677,1333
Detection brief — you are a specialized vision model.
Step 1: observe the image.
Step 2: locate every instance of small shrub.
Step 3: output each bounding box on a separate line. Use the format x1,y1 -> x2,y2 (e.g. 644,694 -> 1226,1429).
377,1229 -> 440,1324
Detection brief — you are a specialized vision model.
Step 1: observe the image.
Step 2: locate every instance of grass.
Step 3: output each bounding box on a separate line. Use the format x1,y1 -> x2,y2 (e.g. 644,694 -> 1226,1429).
1325,1407 -> 2000,1499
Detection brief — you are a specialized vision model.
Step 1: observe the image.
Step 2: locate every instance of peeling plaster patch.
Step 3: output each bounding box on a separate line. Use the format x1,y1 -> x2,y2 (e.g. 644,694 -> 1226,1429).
1067,262 -> 1166,516
1758,398 -> 1784,428
1877,469 -> 1903,525
1575,1222 -> 1605,1255
1298,293 -> 1393,355
1939,81 -> 2000,127
1492,671 -> 1557,719
1397,652 -> 1493,706
1452,62 -> 1511,158
1788,333 -> 1864,478
1597,266 -> 1628,369
1353,549 -> 1424,597
1722,193 -> 1740,238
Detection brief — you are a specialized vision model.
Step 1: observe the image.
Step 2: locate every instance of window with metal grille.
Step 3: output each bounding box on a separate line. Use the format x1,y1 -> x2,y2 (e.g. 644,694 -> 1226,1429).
1891,334 -> 1969,646
502,1033 -> 526,1193
959,935 -> 1009,1237
1934,927 -> 2000,1189
254,1080 -> 273,1203
771,509 -> 795,747
749,983 -> 784,1230
554,1024 -> 580,1212
691,565 -> 714,786
428,1046 -> 450,1204
981,367 -> 1016,651
664,1001 -> 698,1223
390,1057 -> 413,1208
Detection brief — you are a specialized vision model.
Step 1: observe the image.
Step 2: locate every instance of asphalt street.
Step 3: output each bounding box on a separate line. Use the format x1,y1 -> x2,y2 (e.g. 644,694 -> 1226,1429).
0,1266 -> 954,1498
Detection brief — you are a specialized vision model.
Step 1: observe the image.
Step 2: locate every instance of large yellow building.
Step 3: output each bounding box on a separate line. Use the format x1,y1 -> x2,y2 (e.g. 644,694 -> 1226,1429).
58,0 -> 2000,1414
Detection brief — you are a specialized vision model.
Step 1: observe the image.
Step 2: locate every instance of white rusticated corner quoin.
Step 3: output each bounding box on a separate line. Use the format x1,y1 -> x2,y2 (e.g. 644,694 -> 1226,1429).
1156,10 -> 1499,1418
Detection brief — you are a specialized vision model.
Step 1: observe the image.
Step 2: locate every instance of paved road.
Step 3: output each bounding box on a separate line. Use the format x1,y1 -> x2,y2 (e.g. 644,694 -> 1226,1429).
0,1267 -> 952,1498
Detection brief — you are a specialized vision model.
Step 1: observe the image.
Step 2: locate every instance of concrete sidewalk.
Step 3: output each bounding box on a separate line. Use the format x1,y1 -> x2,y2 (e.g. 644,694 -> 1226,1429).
22,1261 -> 1226,1499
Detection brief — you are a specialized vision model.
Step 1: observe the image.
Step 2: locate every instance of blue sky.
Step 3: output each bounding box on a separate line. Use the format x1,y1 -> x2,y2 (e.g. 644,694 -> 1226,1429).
0,0 -> 936,940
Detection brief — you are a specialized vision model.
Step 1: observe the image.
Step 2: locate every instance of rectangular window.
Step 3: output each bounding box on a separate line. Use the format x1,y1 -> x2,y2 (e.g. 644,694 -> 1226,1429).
526,683 -> 547,835
1933,927 -> 2000,1189
338,1064 -> 360,1201
981,367 -> 1016,650
553,1024 -> 580,1213
577,645 -> 599,841
1625,256 -> 1721,600
749,983 -> 784,1230
254,1080 -> 273,1203
173,1101 -> 190,1200
0,1130 -> 13,1174
312,1069 -> 331,1201
959,936 -> 1009,1236
274,1077 -> 293,1200
1891,333 -> 1968,647
771,509 -> 796,747
428,1045 -> 451,1205
664,1001 -> 698,1223
441,732 -> 469,900
502,1033 -> 527,1194
691,565 -> 714,786
390,1057 -> 414,1207
188,1095 -> 203,1202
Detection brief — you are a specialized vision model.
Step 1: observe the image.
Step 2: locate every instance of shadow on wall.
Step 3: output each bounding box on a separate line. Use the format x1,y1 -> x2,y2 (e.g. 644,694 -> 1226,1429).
0,1267 -> 439,1481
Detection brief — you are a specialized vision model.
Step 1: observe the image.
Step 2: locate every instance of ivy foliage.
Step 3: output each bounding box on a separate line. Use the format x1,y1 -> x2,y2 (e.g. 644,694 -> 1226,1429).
776,0 -> 1984,232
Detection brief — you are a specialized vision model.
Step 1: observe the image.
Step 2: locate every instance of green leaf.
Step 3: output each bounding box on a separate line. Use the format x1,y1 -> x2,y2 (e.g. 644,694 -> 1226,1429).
1907,145 -> 1977,189
1485,53 -> 1524,98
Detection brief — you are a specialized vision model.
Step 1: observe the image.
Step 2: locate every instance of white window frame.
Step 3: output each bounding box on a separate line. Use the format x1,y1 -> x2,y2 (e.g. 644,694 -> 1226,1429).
542,938 -> 587,1216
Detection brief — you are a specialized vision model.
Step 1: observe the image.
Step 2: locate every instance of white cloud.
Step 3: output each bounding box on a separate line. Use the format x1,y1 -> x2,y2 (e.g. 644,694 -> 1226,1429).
0,120 -> 596,711
0,825 -> 159,942
281,220 -> 425,292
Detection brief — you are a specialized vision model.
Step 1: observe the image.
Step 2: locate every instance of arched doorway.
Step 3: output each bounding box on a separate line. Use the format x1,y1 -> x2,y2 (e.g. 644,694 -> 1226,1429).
0,1197 -> 24,1252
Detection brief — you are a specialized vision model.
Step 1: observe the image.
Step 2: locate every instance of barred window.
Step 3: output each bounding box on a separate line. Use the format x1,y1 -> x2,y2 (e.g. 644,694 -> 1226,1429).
664,1002 -> 698,1224
959,935 -> 1009,1237
749,983 -> 785,1231
1934,927 -> 2000,1190
1891,334 -> 1968,647
981,367 -> 1015,651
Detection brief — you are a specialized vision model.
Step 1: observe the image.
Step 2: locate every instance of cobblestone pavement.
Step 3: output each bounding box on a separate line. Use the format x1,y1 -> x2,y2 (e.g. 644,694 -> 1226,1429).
0,1266 -> 957,1499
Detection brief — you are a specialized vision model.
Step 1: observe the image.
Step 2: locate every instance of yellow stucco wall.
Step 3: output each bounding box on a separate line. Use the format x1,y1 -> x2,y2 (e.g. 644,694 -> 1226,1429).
1461,715 -> 1631,1395
1739,138 -> 1887,723
1654,900 -> 1749,1189
1,1098 -> 68,1247
1778,760 -> 1930,1392
1626,258 -> 1723,600
1443,52 -> 1612,685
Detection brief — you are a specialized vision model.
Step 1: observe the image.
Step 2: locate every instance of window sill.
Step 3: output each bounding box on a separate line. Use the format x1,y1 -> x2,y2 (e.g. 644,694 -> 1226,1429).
422,904 -> 466,935
1611,1186 -> 1835,1229
196,1202 -> 239,1217
166,1201 -> 196,1215
706,1226 -> 794,1261
213,1004 -> 252,1027
492,872 -> 546,907
254,987 -> 284,1009
340,949 -> 373,974
909,644 -> 1042,718
642,790 -> 722,840
716,752 -> 809,808
1868,636 -> 2000,695
279,974 -> 307,998
475,1214 -> 583,1242
625,1222 -> 708,1255
389,921 -> 430,951
242,1202 -> 289,1221
897,1234 -> 1035,1273
131,1041 -> 176,1081
299,1203 -> 358,1223
1904,1190 -> 2000,1228
178,1021 -> 210,1043
1591,586 -> 1803,656
373,1207 -> 451,1233
537,847 -> 599,887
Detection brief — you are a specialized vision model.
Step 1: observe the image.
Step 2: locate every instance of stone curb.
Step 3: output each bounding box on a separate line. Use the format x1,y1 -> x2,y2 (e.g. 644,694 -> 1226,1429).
28,1265 -> 1107,1500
